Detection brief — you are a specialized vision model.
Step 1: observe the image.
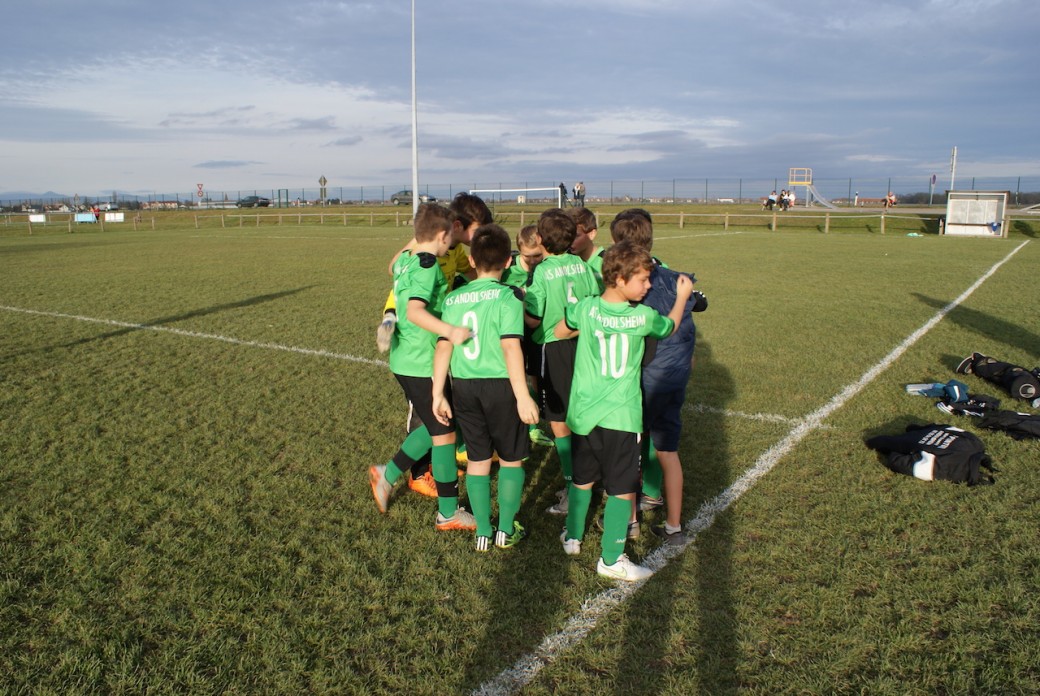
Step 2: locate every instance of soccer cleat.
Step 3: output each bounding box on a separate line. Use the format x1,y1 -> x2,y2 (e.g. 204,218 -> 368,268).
638,495 -> 665,512
560,528 -> 582,556
435,507 -> 477,531
369,465 -> 393,514
494,521 -> 526,549
955,352 -> 984,375
375,311 -> 397,353
596,554 -> 654,582
529,427 -> 555,447
594,515 -> 641,539
407,470 -> 438,498
651,523 -> 686,547
546,487 -> 569,515
475,535 -> 491,553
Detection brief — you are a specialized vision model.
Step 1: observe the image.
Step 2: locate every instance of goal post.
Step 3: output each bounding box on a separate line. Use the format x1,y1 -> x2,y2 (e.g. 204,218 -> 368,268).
469,187 -> 563,207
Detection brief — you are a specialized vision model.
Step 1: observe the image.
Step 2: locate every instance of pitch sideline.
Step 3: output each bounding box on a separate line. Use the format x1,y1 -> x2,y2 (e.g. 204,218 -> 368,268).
474,240 -> 1030,696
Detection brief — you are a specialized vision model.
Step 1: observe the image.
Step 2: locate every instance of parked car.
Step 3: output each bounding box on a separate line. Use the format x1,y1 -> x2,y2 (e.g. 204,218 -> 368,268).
236,195 -> 271,208
389,190 -> 437,206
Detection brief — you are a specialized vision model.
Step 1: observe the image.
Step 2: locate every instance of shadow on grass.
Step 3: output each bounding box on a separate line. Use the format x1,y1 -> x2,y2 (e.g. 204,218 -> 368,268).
1012,220 -> 1037,238
614,338 -> 738,694
459,443 -> 571,691
912,293 -> 1040,362
2,286 -> 316,361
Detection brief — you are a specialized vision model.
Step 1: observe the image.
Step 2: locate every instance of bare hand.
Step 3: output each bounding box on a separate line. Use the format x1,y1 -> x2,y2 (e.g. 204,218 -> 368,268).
445,325 -> 472,346
432,394 -> 453,426
675,274 -> 694,299
516,395 -> 540,425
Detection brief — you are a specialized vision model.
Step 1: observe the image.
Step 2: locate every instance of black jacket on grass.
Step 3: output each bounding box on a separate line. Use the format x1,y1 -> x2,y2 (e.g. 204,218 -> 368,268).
865,423 -> 995,486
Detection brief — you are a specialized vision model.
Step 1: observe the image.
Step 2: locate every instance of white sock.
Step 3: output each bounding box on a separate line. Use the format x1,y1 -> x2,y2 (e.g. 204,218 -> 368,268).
664,523 -> 682,535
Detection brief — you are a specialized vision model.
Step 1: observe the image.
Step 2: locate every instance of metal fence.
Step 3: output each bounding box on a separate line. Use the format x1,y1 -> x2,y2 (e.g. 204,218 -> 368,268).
5,175 -> 1040,210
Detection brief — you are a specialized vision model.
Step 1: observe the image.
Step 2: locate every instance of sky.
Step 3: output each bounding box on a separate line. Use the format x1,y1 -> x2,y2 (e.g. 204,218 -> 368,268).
2,0 -> 1039,199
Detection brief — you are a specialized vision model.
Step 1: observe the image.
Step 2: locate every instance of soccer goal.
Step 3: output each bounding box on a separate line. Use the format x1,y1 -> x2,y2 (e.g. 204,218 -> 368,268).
469,187 -> 563,207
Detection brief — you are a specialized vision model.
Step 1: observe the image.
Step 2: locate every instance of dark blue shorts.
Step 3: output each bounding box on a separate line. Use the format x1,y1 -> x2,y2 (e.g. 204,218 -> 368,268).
643,387 -> 686,452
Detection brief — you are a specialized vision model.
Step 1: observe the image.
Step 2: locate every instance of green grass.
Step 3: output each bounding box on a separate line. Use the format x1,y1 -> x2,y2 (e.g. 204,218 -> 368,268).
2,218 -> 1038,694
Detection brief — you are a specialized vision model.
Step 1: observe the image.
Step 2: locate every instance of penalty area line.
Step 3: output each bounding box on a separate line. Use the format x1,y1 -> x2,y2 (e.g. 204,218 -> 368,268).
475,240 -> 1029,696
0,305 -> 388,368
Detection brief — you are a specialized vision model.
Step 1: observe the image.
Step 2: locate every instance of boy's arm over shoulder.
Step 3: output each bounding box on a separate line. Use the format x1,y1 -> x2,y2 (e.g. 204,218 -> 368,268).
554,297 -> 583,340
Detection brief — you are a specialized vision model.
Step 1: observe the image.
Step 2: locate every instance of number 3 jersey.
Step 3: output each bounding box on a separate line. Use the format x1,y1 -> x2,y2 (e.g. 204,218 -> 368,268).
439,278 -> 525,379
563,297 -> 674,435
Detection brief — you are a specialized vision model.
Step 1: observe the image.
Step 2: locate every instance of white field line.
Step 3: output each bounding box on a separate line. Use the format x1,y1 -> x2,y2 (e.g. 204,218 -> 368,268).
0,305 -> 388,367
474,240 -> 1029,696
684,402 -> 805,427
2,301 -> 798,427
654,230 -> 745,241
189,234 -> 408,242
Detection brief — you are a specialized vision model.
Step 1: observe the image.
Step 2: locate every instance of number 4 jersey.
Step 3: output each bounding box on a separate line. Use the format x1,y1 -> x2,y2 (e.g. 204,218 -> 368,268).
440,278 -> 525,379
563,297 -> 674,435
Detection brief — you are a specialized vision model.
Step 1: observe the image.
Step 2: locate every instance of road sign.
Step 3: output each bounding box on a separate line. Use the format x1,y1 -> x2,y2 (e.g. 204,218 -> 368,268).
318,176 -> 327,187
197,183 -> 204,198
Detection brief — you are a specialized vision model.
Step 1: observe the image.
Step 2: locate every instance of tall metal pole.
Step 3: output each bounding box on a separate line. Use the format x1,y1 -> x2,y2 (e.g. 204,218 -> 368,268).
949,146 -> 957,192
410,0 -> 420,218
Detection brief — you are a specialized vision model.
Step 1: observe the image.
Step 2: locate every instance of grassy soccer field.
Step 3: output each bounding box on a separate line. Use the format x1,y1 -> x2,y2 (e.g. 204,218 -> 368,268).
2,215 -> 1038,694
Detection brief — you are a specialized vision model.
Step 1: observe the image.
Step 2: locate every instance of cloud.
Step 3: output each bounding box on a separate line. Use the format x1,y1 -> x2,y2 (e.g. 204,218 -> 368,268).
326,136 -> 363,147
282,116 -> 338,131
193,160 -> 263,169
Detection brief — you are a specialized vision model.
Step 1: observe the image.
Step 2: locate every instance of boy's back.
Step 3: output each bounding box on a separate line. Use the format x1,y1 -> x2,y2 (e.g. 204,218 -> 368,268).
440,278 -> 525,379
525,254 -> 599,345
566,295 -> 673,435
641,263 -> 699,388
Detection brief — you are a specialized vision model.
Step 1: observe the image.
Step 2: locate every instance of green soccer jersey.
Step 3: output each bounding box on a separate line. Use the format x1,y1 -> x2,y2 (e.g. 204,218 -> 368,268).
500,252 -> 532,289
389,250 -> 449,377
585,246 -> 606,290
440,278 -> 525,379
564,296 -> 674,435
525,253 -> 599,345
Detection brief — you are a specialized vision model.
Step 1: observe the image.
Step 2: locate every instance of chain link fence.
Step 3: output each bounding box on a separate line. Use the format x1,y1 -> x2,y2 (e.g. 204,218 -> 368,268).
5,175 -> 1040,211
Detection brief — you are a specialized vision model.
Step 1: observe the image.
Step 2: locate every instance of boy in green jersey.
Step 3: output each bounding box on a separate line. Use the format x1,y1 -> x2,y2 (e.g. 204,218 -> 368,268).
432,224 -> 541,551
501,225 -> 553,448
567,206 -> 605,289
524,210 -> 600,509
554,240 -> 693,581
369,203 -> 476,531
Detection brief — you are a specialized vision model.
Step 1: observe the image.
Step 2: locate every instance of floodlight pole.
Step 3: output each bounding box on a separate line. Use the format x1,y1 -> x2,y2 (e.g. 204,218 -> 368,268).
410,0 -> 420,218
949,146 -> 957,192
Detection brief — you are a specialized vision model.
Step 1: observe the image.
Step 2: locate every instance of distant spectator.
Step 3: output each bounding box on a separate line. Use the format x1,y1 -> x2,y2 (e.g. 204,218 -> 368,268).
574,181 -> 586,207
886,192 -> 897,209
91,205 -> 100,221
559,182 -> 569,208
764,190 -> 777,210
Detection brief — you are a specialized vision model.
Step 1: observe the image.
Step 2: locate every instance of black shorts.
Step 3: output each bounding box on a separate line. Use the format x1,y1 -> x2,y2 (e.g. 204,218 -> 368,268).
451,378 -> 530,462
394,373 -> 454,437
643,386 -> 686,452
571,427 -> 641,496
523,329 -> 541,379
541,339 -> 577,422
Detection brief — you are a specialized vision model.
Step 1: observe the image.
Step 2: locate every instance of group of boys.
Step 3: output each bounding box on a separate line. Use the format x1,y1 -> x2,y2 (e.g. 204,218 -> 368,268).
368,194 -> 705,582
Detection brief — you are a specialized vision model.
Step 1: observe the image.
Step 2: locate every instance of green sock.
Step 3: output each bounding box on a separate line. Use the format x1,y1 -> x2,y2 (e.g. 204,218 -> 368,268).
497,465 -> 525,532
641,440 -> 663,500
565,484 -> 593,541
555,435 -> 573,483
431,443 -> 459,518
601,495 -> 631,565
468,474 -> 492,537
386,426 -> 432,485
